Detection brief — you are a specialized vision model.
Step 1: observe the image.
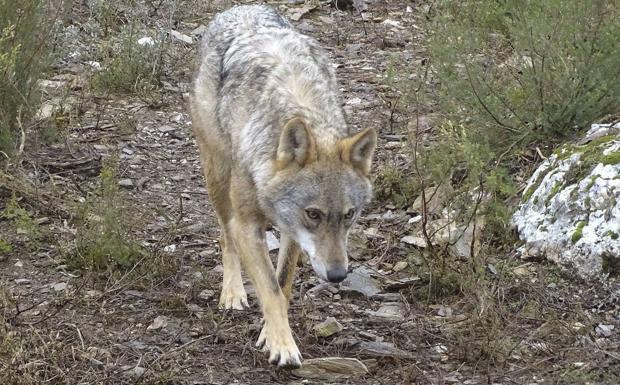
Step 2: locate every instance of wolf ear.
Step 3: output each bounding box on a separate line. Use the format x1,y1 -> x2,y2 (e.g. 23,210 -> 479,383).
339,127 -> 377,175
276,118 -> 317,168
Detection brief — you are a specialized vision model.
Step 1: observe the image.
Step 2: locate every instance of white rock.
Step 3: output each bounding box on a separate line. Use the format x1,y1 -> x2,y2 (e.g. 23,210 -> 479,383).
52,282 -> 68,292
513,123 -> 620,278
170,30 -> 193,44
265,231 -> 279,251
147,315 -> 168,331
137,37 -> 155,46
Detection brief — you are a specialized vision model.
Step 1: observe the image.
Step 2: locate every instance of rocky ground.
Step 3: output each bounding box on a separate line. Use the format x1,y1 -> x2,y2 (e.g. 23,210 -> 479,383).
1,1 -> 618,384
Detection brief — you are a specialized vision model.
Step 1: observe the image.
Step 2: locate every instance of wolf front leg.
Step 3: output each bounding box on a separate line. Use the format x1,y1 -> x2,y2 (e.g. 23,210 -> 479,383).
229,216 -> 303,368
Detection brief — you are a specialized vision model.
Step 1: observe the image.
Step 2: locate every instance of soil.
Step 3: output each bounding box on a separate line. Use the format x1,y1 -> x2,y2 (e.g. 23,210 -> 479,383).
1,1 -> 618,384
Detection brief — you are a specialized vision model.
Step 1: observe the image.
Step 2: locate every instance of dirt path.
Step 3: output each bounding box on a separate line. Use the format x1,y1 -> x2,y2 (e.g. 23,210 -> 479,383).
1,1 -> 618,384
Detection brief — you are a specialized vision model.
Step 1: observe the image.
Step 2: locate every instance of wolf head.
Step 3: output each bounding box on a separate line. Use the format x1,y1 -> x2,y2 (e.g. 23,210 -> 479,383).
261,118 -> 376,283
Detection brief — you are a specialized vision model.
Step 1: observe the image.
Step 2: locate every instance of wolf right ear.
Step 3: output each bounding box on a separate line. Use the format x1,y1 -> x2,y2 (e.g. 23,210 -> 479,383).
276,118 -> 317,169
339,127 -> 377,176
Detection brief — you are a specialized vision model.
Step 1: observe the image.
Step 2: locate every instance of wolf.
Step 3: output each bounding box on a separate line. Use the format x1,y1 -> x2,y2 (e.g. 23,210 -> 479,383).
190,5 -> 376,368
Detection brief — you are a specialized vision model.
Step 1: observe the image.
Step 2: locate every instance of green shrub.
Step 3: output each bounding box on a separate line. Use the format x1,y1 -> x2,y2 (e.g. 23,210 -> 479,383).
1,194 -> 42,250
70,157 -> 145,272
0,0 -> 53,156
92,22 -> 167,95
430,0 -> 620,142
412,0 -> 619,241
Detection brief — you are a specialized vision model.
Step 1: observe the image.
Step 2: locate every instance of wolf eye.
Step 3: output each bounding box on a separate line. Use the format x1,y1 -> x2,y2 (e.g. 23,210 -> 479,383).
344,209 -> 355,220
305,208 -> 321,220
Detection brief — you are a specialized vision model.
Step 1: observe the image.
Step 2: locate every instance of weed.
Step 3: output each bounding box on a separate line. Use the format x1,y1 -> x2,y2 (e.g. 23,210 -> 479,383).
0,239 -> 11,254
92,22 -> 167,99
0,0 -> 56,156
70,156 -> 145,271
68,155 -> 177,285
1,194 -> 42,249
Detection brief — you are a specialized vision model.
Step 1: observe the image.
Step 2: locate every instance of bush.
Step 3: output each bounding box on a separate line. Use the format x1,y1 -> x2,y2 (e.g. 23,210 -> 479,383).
411,0 -> 620,241
430,0 -> 620,142
92,22 -> 167,96
71,157 -> 145,272
0,0 -> 53,156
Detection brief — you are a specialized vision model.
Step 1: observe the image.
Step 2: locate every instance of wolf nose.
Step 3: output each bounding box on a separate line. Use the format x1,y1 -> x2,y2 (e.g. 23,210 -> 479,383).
326,267 -> 348,283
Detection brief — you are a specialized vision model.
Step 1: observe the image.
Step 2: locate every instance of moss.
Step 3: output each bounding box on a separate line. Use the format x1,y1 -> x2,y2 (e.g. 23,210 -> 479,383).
545,180 -> 563,206
539,226 -> 548,232
604,230 -> 618,240
601,151 -> 620,165
522,167 -> 552,202
585,174 -> 599,190
560,138 -> 619,186
571,221 -> 586,243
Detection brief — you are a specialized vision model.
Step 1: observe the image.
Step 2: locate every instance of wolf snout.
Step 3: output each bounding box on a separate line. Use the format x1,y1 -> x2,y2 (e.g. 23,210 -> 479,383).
326,266 -> 348,283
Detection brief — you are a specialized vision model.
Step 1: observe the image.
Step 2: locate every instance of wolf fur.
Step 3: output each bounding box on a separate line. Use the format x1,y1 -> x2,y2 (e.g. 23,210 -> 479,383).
190,5 -> 376,368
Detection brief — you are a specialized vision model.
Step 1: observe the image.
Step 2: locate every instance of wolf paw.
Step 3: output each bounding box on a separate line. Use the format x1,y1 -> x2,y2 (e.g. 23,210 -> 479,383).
256,323 -> 302,368
218,286 -> 248,310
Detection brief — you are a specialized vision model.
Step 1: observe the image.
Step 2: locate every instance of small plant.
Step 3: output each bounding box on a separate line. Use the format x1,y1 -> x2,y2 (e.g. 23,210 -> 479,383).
70,156 -> 145,272
0,239 -> 11,254
0,0 -> 55,156
68,156 -> 177,285
1,194 -> 42,249
92,22 -> 167,97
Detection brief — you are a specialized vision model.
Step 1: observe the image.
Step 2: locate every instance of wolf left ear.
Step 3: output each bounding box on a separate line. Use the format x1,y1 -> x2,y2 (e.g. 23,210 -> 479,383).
276,118 -> 317,169
339,127 -> 377,175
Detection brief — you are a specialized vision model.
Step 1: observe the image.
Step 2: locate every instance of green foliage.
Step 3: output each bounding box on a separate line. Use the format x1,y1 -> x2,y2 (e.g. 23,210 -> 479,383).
0,0 -> 53,155
571,221 -> 586,243
430,0 -> 620,141
1,194 -> 41,249
374,165 -> 417,208
0,239 -> 11,254
92,22 -> 167,96
70,157 -> 145,272
413,0 -> 619,241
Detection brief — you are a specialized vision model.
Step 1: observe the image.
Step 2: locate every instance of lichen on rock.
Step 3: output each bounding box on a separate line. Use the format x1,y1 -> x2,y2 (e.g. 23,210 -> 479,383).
513,122 -> 620,278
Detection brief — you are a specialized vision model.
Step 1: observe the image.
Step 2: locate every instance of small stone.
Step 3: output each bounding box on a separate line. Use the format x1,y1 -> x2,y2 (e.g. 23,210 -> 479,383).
147,315 -> 168,331
355,341 -> 413,359
313,317 -> 344,337
198,289 -> 215,301
437,306 -> 453,318
595,324 -> 614,337
363,227 -> 381,238
158,125 -> 177,133
265,231 -> 280,251
163,244 -> 176,253
14,260 -> 23,267
401,235 -> 427,247
408,215 -> 422,224
339,268 -> 382,298
366,303 -> 405,322
171,174 -> 184,182
292,357 -> 368,380
371,293 -> 400,302
118,179 -> 134,188
170,30 -> 193,44
35,217 -> 49,225
137,37 -> 154,46
199,249 -> 215,258
52,282 -> 68,292
392,261 -> 408,272
191,25 -> 207,36
15,278 -> 31,285
384,141 -> 401,150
